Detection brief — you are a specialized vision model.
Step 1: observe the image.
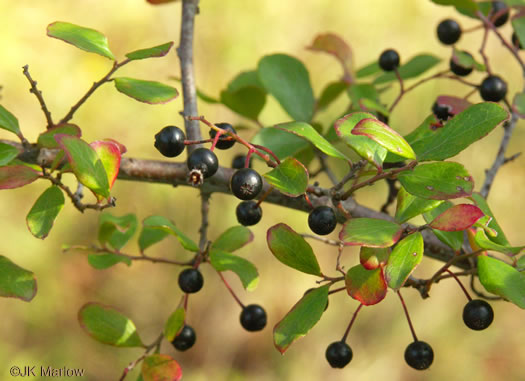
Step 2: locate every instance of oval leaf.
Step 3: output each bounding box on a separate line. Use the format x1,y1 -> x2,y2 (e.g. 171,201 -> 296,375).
0,104 -> 21,136
395,187 -> 444,223
360,247 -> 390,270
478,255 -> 525,309
113,77 -> 178,104
211,226 -> 253,252
374,54 -> 441,84
423,201 -> 464,251
0,165 -> 40,189
141,215 -> 199,252
307,33 -> 352,80
209,249 -> 259,291
37,124 -> 81,149
0,142 -> 20,166
142,354 -> 182,381
428,204 -> 484,231
0,255 -> 37,302
87,253 -> 132,269
263,157 -> 308,197
26,186 -> 65,239
251,127 -> 309,160
474,229 -> 524,256
340,218 -> 403,248
163,307 -> 185,342
98,213 -> 138,251
385,232 -> 424,290
345,265 -> 387,305
126,41 -> 174,61
90,140 -> 123,189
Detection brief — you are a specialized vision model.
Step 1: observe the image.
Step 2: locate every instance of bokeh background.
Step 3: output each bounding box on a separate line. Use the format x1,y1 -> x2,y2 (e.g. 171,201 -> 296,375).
1,1 -> 524,380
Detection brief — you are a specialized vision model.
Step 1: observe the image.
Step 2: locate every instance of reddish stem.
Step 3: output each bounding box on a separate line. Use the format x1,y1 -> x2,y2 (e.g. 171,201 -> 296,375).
342,303 -> 363,342
217,270 -> 245,308
445,269 -> 472,301
256,186 -> 274,207
397,290 -> 418,342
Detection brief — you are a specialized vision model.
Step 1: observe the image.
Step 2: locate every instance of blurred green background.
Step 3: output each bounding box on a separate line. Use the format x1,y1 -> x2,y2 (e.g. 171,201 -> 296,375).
1,1 -> 525,380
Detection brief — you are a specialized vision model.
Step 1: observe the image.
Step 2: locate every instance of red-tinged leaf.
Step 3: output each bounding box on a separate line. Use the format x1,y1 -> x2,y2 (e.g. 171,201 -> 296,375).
345,265 -> 387,305
90,140 -> 122,189
428,204 -> 484,231
0,165 -> 40,189
104,138 -> 127,154
307,33 -> 353,81
360,247 -> 390,270
37,124 -> 81,149
436,95 -> 472,116
141,354 -> 182,381
340,218 -> 403,248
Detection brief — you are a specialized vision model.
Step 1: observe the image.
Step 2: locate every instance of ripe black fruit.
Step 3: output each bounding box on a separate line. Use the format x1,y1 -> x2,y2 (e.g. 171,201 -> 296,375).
404,341 -> 434,370
490,1 -> 509,27
437,19 -> 461,45
209,123 -> 236,150
187,148 -> 219,179
325,341 -> 352,368
463,299 -> 494,330
171,325 -> 196,351
378,49 -> 400,71
479,75 -> 507,102
232,154 -> 251,169
154,126 -> 186,158
240,304 -> 267,331
308,206 -> 337,236
178,268 -> 204,293
432,101 -> 452,122
231,168 -> 263,200
450,52 -> 473,77
513,32 -> 523,50
236,201 -> 262,226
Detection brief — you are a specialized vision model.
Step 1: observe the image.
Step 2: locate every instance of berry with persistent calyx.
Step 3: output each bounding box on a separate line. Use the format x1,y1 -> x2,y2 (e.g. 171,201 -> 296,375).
187,147 -> 219,180
513,32 -> 523,50
171,325 -> 196,351
450,52 -> 473,77
378,49 -> 400,71
479,75 -> 507,102
240,304 -> 267,331
308,206 -> 337,235
230,168 -> 263,200
437,19 -> 461,45
463,299 -> 494,331
178,268 -> 204,294
236,201 -> 262,226
232,154 -> 252,169
209,122 -> 236,150
404,341 -> 434,370
490,1 -> 509,27
154,126 -> 186,158
325,341 -> 353,368
432,101 -> 452,122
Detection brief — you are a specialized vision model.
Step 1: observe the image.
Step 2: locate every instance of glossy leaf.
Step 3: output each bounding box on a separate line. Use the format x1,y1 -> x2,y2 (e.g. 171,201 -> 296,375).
251,127 -> 309,160
395,187 -> 443,223
26,186 -> 64,239
0,256 -> 37,302
0,165 -> 40,189
209,250 -> 259,291
478,255 -> 525,309
0,142 -> 19,166
345,265 -> 387,305
211,226 -> 253,252
0,104 -> 21,136
398,162 -> 474,200
141,215 -> 199,252
317,81 -> 348,111
126,41 -> 173,61
258,54 -> 315,122
47,21 -> 114,60
428,204 -> 484,231
273,285 -> 329,353
37,124 -> 81,149
142,354 -> 182,381
340,218 -> 403,248
360,247 -> 390,270
163,307 -> 185,342
423,202 -> 464,251
267,223 -> 321,276
374,54 -> 441,84
263,157 -> 308,197
87,253 -> 132,269
385,232 -> 424,290
474,229 -> 524,256
78,303 -> 144,347
470,192 -> 509,246
98,213 -> 138,251
307,33 -> 352,79
113,77 -> 178,104
90,140 -> 123,189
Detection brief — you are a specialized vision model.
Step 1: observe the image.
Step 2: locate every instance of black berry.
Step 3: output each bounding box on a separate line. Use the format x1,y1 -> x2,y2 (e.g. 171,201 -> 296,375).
178,268 -> 204,294
209,123 -> 236,150
490,1 -> 509,27
437,19 -> 461,45
450,52 -> 473,77
377,113 -> 389,125
171,325 -> 196,351
308,206 -> 337,236
236,201 -> 262,226
325,341 -> 352,368
378,49 -> 400,71
432,101 -> 452,122
463,299 -> 494,331
232,154 -> 252,169
479,75 -> 507,102
240,304 -> 267,332
230,168 -> 263,200
154,126 -> 185,158
187,148 -> 219,179
404,341 -> 434,370
513,32 -> 523,50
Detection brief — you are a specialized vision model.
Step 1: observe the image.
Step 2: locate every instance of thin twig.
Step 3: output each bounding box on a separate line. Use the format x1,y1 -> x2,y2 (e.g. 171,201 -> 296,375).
199,190 -> 211,251
119,332 -> 164,381
301,233 -> 341,246
22,65 -> 54,129
341,303 -> 363,342
397,290 -> 418,342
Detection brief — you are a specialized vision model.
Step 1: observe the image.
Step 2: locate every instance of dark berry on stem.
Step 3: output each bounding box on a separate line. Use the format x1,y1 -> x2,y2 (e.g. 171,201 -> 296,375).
378,49 -> 400,71
232,154 -> 251,169
437,19 -> 461,45
490,1 -> 509,27
404,341 -> 434,370
171,325 -> 196,351
240,304 -> 267,331
209,122 -> 236,150
178,268 -> 204,294
187,148 -> 219,178
432,101 -> 452,122
154,126 -> 186,158
325,341 -> 353,368
231,168 -> 263,200
308,206 -> 337,236
236,201 -> 262,226
513,32 -> 523,50
463,299 -> 494,331
450,52 -> 473,77
479,75 -> 507,102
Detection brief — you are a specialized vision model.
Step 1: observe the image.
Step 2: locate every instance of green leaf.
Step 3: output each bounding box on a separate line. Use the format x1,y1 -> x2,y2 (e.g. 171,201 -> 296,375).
345,265 -> 387,305
90,140 -> 123,190
139,216 -> 170,252
141,354 -> 182,381
0,142 -> 19,166
428,204 -> 484,231
163,307 -> 185,342
78,303 -> 144,347
113,77 -> 178,104
263,157 -> 309,197
512,16 -> 525,53
47,21 -> 114,60
347,83 -> 379,105
98,213 -> 138,251
385,232 -> 424,290
275,121 -> 350,160
87,253 -> 132,269
220,71 -> 266,120
452,49 -> 485,71
412,103 -> 509,161
125,41 -> 173,60
359,98 -> 390,117
37,124 -> 81,149
0,255 -> 37,302
0,104 -> 21,136
251,127 -> 309,160
360,247 -> 390,270
356,60 -> 381,78
26,186 -> 65,239
473,229 -> 524,256
209,250 -> 259,291
141,215 -> 199,252
374,54 -> 441,84
340,218 -> 403,248
317,81 -> 349,111
395,187 -> 443,223
0,165 -> 40,190
513,91 -> 525,118
211,226 -> 253,252
423,202 -> 464,251
267,223 -> 322,276
398,162 -> 474,200
273,285 -> 329,353
258,54 -> 315,122
470,192 -> 509,246
478,255 -> 525,309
